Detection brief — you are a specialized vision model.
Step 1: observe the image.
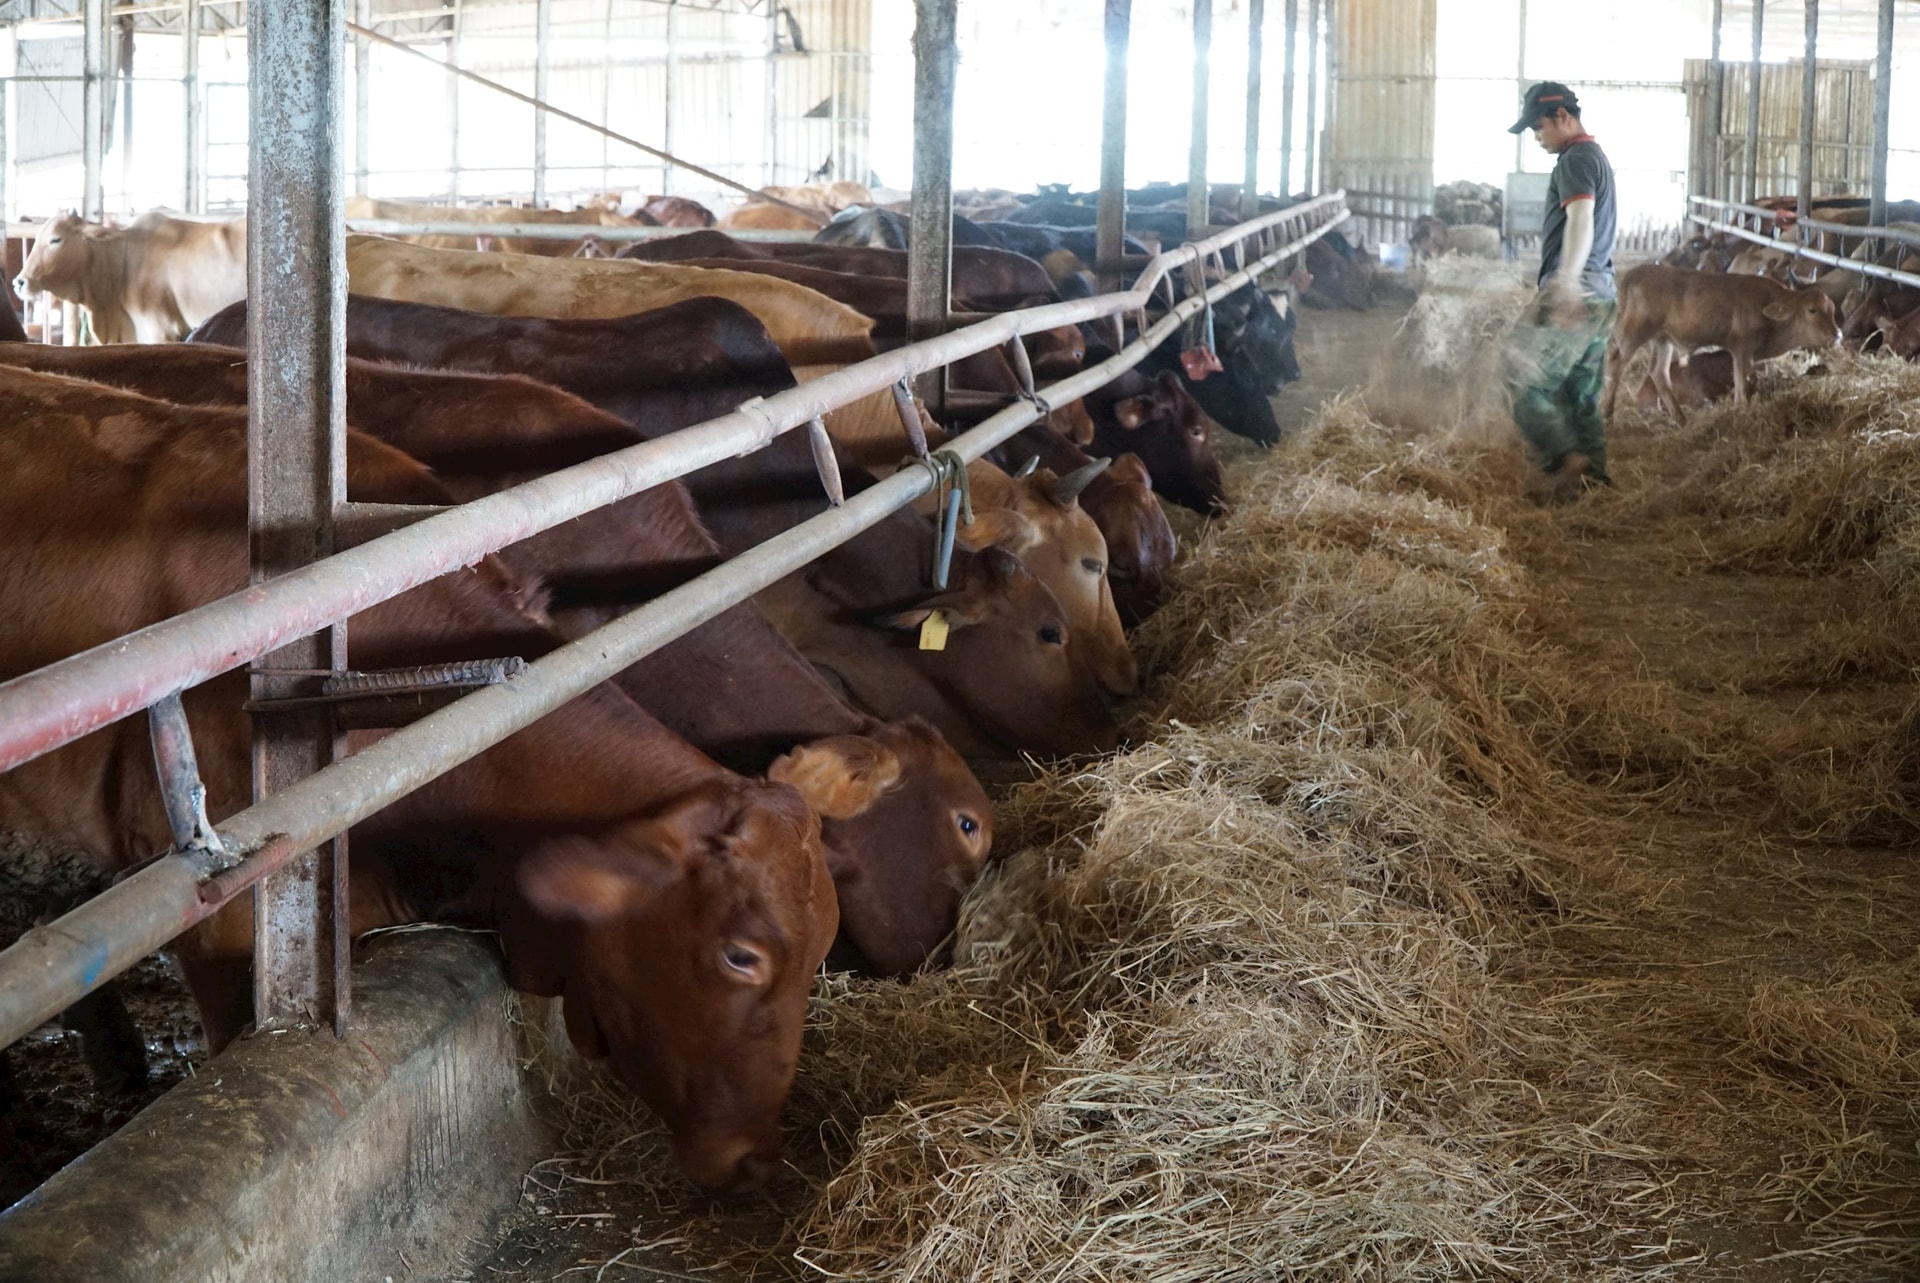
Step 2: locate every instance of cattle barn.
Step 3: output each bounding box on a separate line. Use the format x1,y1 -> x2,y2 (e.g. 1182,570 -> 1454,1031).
1,0 -> 1919,1278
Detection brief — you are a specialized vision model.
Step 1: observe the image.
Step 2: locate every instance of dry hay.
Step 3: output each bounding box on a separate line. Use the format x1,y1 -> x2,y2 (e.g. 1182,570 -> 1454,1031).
502,382 -> 1920,1281
1365,254 -> 1535,439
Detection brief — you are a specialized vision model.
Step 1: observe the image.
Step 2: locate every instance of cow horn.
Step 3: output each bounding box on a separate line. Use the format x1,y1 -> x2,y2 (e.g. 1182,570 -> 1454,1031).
1044,457 -> 1111,507
1014,456 -> 1040,478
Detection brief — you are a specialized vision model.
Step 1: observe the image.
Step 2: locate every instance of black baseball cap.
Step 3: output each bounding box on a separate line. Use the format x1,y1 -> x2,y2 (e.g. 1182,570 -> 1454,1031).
1508,81 -> 1580,134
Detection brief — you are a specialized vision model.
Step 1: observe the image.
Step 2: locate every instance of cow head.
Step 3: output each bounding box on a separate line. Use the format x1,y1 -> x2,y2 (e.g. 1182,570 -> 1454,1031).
1082,453 -> 1177,626
770,716 -> 993,975
1022,321 -> 1087,380
1104,369 -> 1231,513
15,212 -> 98,303
955,460 -> 1137,698
873,546 -> 1119,758
1760,288 -> 1843,359
508,776 -> 836,1194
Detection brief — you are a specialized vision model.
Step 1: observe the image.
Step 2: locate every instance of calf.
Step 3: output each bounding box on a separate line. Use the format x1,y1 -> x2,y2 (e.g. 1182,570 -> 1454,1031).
1601,265 -> 1841,420
1874,303 -> 1920,361
1632,349 -> 1736,416
0,368 -> 836,1192
1084,368 -> 1229,515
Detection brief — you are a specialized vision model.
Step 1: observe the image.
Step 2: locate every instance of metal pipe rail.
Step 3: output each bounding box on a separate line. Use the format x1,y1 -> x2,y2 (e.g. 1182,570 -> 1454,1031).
1690,196 -> 1920,252
1686,198 -> 1920,292
342,220 -> 820,243
0,195 -> 1350,1050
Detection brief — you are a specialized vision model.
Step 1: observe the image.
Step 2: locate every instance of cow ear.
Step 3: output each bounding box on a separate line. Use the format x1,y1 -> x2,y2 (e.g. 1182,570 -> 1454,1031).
517,834 -> 668,925
769,735 -> 904,819
1762,301 -> 1793,322
1112,395 -> 1153,429
1154,368 -> 1186,401
872,594 -> 988,633
955,506 -> 1041,554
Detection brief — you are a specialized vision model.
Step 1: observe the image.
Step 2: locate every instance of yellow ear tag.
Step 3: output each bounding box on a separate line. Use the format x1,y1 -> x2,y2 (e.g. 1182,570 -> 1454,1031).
918,609 -> 950,651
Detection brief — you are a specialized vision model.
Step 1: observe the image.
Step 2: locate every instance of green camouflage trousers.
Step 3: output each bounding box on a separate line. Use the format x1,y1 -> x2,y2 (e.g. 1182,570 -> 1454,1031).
1503,293 -> 1617,482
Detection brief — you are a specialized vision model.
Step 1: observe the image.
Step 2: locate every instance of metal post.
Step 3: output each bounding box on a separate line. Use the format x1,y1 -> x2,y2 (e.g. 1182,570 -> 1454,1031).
1798,0 -> 1818,227
1242,0 -> 1263,220
248,0 -> 349,1036
0,76 -> 8,231
1188,0 -> 1211,239
533,0 -> 551,204
765,1 -> 779,187
1870,0 -> 1892,228
663,0 -> 678,196
907,0 -> 956,416
1322,0 -> 1337,196
1707,0 -> 1724,200
185,0 -> 203,213
1279,0 -> 1296,199
1745,0 -> 1764,204
1096,0 -> 1131,290
82,0 -> 105,219
1303,0 -> 1319,196
354,0 -> 371,197
1515,0 -> 1527,172
117,14 -> 132,209
447,0 -> 463,203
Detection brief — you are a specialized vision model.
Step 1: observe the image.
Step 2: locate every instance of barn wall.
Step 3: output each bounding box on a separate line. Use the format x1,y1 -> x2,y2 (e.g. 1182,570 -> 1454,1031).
1327,0 -> 1437,247
1686,56 -> 1876,204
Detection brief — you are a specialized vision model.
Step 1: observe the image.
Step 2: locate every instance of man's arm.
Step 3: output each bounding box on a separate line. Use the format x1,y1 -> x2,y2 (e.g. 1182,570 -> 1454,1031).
1553,196 -> 1596,299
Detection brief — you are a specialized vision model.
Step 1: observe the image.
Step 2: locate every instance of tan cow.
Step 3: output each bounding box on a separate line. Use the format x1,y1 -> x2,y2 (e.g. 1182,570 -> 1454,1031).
14,210 -> 245,344
343,196 -> 649,256
343,233 -> 896,441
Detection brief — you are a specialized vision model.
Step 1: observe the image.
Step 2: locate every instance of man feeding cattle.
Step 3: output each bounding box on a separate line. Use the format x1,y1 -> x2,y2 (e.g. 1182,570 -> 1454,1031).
1502,81 -> 1618,502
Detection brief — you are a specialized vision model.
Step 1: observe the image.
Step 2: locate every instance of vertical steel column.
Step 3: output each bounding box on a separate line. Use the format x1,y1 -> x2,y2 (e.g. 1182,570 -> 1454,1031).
1798,0 -> 1818,226
907,0 -> 956,415
663,0 -> 679,196
1187,0 -> 1211,240
765,2 -> 780,186
1303,0 -> 1319,195
533,0 -> 551,204
116,15 -> 132,208
1870,0 -> 1892,228
1707,0 -> 1724,200
82,0 -> 105,219
1095,0 -> 1131,291
354,0 -> 372,197
1242,0 -> 1263,219
446,0 -> 463,202
1745,0 -> 1764,203
1322,0 -> 1337,196
1279,0 -> 1296,199
1514,0 -> 1526,172
0,74 -> 8,231
185,0 -> 203,213
248,0 -> 349,1036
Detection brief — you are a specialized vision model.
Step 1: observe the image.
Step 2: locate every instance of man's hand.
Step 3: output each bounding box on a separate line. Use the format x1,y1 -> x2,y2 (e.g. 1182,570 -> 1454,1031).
1547,278 -> 1587,328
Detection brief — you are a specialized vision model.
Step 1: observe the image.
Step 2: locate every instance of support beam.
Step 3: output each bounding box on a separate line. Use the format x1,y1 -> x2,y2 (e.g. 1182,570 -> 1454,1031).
532,0 -> 551,204
186,0 -> 203,213
1870,0 -> 1892,228
1096,0 -> 1131,290
663,0 -> 679,196
1515,0 -> 1527,173
1188,0 -> 1211,239
1280,0 -> 1296,199
1242,0 -> 1262,219
355,0 -> 372,198
447,0 -> 463,203
907,0 -> 957,414
1707,0 -> 1724,200
1745,0 -> 1764,204
82,0 -> 105,219
0,75 -> 8,231
248,0 -> 349,1037
1798,0 -> 1818,227
1304,0 -> 1320,195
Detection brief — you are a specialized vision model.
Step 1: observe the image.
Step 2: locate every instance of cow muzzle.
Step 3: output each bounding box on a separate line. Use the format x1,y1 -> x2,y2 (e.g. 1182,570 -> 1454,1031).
674,1129 -> 782,1195
11,274 -> 31,302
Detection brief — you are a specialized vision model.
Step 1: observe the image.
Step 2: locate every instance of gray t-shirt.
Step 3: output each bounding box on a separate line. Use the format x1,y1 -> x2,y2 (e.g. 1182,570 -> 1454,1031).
1539,137 -> 1616,299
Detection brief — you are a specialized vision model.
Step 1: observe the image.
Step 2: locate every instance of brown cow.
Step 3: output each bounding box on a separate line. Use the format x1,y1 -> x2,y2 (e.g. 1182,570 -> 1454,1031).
1874,302 -> 1920,360
1084,368 -> 1229,515
1632,349 -> 1736,415
1601,265 -> 1841,420
0,366 -> 837,1191
0,337 -> 996,977
13,210 -> 246,343
641,196 -> 718,228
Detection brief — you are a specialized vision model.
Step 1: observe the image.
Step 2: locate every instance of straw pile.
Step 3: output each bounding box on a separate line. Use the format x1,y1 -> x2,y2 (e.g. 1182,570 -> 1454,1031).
507,310 -> 1920,1281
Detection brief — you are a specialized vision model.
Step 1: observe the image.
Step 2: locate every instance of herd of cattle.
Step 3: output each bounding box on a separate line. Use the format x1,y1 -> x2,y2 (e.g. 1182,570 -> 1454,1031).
0,183 -> 1313,1196
1611,195 -> 1920,417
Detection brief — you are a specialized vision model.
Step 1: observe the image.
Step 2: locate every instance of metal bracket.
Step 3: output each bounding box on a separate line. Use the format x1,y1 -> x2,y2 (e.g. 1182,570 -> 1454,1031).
806,415 -> 845,507
147,693 -> 226,860
890,378 -> 932,460
902,449 -> 973,590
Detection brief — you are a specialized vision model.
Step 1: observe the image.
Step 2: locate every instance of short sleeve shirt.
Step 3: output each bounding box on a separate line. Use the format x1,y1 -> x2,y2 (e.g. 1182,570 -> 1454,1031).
1539,137 -> 1617,299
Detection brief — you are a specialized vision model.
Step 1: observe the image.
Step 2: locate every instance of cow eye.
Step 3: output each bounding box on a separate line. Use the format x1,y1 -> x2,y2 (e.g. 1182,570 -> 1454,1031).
47,237 -> 61,246
956,812 -> 979,838
1038,624 -> 1064,646
721,941 -> 769,984
1188,425 -> 1207,440
1080,557 -> 1104,575
1108,563 -> 1138,582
